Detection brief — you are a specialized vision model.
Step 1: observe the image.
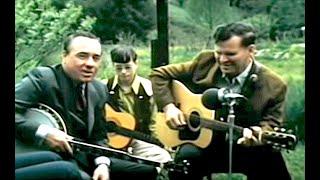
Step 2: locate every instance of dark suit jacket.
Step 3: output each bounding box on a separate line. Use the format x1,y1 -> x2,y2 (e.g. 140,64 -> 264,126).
150,50 -> 287,132
15,64 -> 109,170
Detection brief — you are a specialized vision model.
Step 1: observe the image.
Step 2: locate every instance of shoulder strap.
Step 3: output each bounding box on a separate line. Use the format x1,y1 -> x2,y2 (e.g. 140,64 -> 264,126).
105,77 -> 122,112
133,83 -> 152,134
106,76 -> 115,90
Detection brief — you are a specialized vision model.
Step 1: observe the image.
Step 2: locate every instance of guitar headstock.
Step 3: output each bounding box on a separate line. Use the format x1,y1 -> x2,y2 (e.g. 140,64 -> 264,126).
262,127 -> 298,151
164,160 -> 190,175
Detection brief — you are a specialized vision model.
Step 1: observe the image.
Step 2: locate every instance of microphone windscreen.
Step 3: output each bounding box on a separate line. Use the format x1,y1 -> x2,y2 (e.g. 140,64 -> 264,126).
201,88 -> 221,110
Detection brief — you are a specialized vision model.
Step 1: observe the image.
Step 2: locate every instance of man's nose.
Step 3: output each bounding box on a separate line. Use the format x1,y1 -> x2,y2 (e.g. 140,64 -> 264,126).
219,54 -> 229,62
86,56 -> 96,67
121,68 -> 127,74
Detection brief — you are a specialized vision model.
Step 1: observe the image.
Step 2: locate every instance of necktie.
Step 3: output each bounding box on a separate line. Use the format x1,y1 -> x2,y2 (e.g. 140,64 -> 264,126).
77,84 -> 87,111
224,76 -> 241,94
229,78 -> 241,93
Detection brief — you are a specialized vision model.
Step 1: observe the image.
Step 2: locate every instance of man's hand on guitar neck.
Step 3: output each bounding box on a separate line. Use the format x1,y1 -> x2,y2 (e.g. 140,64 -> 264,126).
163,103 -> 186,129
237,126 -> 263,147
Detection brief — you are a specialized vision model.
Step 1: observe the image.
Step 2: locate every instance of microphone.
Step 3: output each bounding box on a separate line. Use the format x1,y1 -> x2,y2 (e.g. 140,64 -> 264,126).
201,88 -> 246,110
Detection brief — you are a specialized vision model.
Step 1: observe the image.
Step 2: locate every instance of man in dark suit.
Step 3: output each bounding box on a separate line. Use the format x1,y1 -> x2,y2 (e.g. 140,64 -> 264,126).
150,22 -> 291,179
15,32 -> 157,180
15,151 -> 82,180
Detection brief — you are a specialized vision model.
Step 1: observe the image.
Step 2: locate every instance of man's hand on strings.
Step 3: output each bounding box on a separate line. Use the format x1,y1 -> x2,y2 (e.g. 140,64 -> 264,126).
44,128 -> 74,155
163,103 -> 186,129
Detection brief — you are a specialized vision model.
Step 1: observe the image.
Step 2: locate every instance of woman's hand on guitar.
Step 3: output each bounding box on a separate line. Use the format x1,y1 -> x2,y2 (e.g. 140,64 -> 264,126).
44,128 -> 74,155
163,103 -> 186,129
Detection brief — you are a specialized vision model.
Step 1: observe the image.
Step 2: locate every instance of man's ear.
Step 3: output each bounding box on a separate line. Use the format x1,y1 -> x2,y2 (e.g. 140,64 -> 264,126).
248,44 -> 256,52
61,53 -> 67,64
248,44 -> 256,55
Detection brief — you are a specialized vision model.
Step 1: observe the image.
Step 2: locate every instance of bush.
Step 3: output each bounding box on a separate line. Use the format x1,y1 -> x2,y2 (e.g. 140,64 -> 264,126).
243,14 -> 274,40
285,79 -> 305,142
257,41 -> 305,141
268,0 -> 305,41
169,4 -> 211,49
79,0 -> 156,43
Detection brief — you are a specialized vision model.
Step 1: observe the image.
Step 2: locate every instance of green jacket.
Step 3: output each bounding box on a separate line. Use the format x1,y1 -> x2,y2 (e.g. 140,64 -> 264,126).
105,75 -> 157,135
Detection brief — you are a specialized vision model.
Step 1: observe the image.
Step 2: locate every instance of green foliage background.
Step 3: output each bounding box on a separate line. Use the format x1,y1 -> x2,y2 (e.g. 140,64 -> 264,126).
15,0 -> 305,179
15,0 -> 96,81
52,0 -> 156,43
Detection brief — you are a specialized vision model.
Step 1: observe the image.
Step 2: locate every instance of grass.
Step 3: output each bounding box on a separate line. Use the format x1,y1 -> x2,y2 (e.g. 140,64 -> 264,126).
214,143 -> 305,180
283,143 -> 305,180
158,144 -> 305,180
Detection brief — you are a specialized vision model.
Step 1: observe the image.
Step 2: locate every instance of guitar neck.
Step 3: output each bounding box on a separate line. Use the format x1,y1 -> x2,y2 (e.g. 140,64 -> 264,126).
108,124 -> 164,148
198,117 -> 244,134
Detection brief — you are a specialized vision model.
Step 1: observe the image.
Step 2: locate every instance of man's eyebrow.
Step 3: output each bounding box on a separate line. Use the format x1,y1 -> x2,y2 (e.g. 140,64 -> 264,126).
77,52 -> 101,56
76,52 -> 89,55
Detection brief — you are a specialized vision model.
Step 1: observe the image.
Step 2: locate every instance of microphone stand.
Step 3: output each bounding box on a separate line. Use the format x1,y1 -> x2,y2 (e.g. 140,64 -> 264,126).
225,99 -> 237,180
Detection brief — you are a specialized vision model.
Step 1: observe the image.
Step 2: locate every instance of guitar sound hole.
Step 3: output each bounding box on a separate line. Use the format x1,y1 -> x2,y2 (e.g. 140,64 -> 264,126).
189,112 -> 200,129
178,111 -> 200,141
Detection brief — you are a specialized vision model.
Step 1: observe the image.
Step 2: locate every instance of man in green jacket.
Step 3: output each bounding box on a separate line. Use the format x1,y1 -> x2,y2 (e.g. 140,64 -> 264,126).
150,22 -> 291,179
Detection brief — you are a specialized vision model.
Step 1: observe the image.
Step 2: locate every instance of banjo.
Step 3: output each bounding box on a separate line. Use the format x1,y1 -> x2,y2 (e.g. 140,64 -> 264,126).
15,103 -> 189,174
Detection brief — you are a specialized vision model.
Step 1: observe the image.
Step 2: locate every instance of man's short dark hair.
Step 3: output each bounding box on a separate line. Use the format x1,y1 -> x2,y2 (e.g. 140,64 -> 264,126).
213,22 -> 256,47
110,46 -> 137,63
63,31 -> 100,55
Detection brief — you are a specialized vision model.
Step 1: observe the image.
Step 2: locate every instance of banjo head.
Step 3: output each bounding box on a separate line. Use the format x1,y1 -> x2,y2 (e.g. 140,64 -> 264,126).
15,104 -> 66,154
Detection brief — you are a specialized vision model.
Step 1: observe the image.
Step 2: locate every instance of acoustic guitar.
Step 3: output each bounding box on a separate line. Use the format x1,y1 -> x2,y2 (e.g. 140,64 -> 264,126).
105,104 -> 135,149
15,104 -> 188,174
154,80 -> 297,150
105,104 -> 164,149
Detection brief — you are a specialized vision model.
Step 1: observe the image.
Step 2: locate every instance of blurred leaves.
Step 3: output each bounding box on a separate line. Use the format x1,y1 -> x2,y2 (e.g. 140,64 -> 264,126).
15,0 -> 96,75
70,0 -> 156,43
185,0 -> 244,31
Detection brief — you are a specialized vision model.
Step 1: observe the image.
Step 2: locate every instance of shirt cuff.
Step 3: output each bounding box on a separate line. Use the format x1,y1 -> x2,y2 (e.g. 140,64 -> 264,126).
35,124 -> 55,146
94,156 -> 111,167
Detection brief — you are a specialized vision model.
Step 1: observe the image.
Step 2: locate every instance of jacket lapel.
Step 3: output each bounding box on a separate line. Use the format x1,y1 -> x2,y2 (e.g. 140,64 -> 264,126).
209,61 -> 262,98
55,66 -> 75,122
241,61 -> 262,98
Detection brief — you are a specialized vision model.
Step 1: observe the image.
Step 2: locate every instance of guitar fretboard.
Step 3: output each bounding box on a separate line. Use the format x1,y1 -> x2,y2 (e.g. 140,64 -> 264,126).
188,114 -> 244,133
106,122 -> 164,147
